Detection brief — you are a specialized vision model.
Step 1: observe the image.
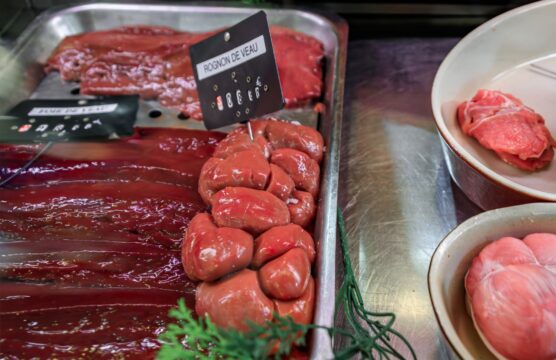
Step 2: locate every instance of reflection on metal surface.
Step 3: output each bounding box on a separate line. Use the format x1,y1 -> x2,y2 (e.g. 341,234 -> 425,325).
338,39 -> 482,358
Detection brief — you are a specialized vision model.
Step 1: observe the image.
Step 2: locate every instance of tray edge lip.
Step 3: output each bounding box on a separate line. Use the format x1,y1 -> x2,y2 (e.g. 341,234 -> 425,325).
11,1 -> 347,53
308,10 -> 348,360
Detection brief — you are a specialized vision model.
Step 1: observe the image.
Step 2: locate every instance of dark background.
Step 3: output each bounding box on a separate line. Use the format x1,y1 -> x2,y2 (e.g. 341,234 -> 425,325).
0,0 -> 534,42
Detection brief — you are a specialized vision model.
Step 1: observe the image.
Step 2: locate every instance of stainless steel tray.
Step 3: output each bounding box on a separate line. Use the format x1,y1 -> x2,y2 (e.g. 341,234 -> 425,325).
0,3 -> 347,358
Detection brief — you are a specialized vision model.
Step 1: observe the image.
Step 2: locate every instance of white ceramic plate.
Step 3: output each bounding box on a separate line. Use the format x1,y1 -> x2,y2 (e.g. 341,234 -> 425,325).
428,203 -> 556,359
432,0 -> 556,202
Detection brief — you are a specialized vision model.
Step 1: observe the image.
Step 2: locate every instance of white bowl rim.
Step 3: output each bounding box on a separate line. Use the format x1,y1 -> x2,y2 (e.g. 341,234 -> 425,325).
431,0 -> 556,202
428,202 -> 556,359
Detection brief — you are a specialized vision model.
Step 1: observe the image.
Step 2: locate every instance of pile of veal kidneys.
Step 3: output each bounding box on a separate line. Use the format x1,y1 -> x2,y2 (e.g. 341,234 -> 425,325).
182,119 -> 323,331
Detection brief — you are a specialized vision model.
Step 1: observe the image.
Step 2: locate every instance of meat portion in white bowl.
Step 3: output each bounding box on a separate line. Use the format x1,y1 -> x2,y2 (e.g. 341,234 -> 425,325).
457,89 -> 556,171
431,0 -> 556,207
465,233 -> 556,360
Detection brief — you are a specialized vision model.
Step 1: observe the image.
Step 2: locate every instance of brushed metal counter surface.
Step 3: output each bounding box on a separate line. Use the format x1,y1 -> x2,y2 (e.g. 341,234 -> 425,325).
338,38 -> 483,359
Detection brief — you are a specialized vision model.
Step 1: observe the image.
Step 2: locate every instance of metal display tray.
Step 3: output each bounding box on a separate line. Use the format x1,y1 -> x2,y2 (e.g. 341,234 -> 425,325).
0,3 -> 347,358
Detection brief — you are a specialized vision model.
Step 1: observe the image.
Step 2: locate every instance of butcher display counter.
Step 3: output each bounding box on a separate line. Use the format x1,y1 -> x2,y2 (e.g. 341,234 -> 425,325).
0,2 -> 533,360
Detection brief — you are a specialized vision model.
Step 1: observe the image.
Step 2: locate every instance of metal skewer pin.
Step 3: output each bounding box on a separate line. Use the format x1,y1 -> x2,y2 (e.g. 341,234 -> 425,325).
246,120 -> 254,141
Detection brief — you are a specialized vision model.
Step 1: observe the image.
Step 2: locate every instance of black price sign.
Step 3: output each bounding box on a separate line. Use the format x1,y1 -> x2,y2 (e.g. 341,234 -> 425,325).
190,11 -> 284,130
1,96 -> 139,143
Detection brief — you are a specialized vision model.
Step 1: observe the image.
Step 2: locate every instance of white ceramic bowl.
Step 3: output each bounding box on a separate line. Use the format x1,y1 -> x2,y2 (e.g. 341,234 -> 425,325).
431,0 -> 556,210
428,203 -> 556,359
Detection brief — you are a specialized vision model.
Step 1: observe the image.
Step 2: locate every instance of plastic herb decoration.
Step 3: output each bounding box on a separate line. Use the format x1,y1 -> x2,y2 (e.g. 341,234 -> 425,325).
157,299 -> 313,360
157,210 -> 416,359
333,210 -> 417,359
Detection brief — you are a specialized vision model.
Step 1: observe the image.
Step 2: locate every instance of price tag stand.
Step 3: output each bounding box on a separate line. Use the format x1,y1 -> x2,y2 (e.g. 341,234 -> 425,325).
190,11 -> 284,130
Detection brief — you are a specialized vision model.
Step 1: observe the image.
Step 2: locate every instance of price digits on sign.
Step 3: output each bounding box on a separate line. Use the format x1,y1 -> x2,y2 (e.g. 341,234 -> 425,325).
12,117 -> 104,138
213,74 -> 266,118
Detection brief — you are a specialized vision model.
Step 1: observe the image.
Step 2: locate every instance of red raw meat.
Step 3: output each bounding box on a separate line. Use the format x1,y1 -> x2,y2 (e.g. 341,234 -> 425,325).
130,127 -> 225,156
465,234 -> 556,360
0,241 -> 188,290
0,143 -> 203,188
212,120 -> 271,159
195,269 -> 274,332
0,181 -> 206,249
265,120 -> 324,163
497,147 -> 555,172
0,127 -> 223,157
198,149 -> 270,204
212,119 -> 324,163
181,120 -> 322,336
252,224 -> 315,269
266,164 -> 295,201
457,89 -> 555,171
270,27 -> 324,108
287,190 -> 316,228
228,118 -> 269,138
213,132 -> 271,159
274,277 -> 315,325
45,26 -> 212,119
211,187 -> 290,234
0,127 -> 224,188
0,283 -> 189,359
271,148 -> 320,198
181,213 -> 253,282
258,248 -> 311,301
0,127 -> 224,358
46,26 -> 324,119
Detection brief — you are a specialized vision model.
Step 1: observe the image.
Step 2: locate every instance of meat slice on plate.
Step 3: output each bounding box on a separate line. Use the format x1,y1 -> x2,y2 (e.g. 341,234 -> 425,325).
181,213 -> 253,282
252,224 -> 316,269
211,187 -> 290,234
457,89 -> 555,171
195,269 -> 274,332
265,120 -> 324,163
198,149 -> 270,204
270,148 -> 320,198
465,234 -> 556,360
274,277 -> 315,325
259,248 -> 311,301
497,146 -> 555,172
